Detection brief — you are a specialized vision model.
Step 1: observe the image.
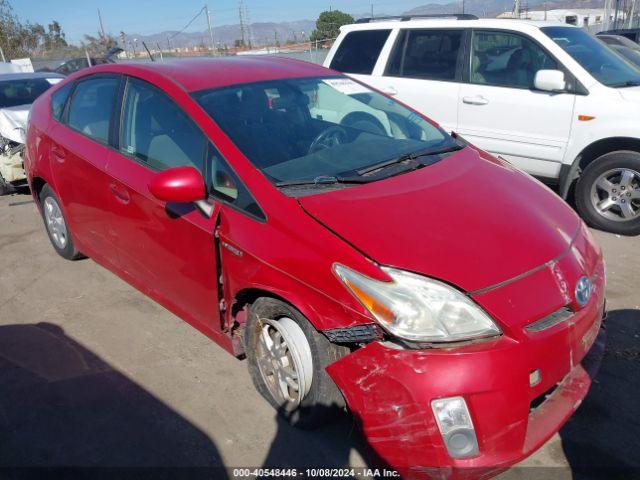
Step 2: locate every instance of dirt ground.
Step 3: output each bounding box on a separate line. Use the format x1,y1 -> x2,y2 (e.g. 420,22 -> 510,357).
0,190 -> 638,479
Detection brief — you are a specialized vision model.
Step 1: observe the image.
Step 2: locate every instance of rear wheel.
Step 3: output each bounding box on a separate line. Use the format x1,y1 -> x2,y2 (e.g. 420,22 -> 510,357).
575,151 -> 640,236
245,297 -> 348,429
0,173 -> 13,196
40,184 -> 83,260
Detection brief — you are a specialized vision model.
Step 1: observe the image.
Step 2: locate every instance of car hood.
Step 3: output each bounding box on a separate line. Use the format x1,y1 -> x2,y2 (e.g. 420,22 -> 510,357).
299,147 -> 581,292
0,104 -> 29,144
618,85 -> 640,102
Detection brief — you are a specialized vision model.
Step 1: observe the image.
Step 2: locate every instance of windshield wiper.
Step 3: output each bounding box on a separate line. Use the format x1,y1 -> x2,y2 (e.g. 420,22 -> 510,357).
276,175 -> 371,188
357,143 -> 464,176
611,80 -> 640,88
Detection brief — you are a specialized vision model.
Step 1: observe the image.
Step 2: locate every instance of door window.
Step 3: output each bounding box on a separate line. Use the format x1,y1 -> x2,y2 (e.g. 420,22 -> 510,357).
329,30 -> 391,75
386,29 -> 464,81
120,78 -> 205,172
470,31 -> 558,89
67,77 -> 119,144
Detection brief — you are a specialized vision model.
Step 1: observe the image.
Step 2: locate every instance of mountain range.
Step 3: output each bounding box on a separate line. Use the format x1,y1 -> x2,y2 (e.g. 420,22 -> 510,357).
122,0 -> 605,49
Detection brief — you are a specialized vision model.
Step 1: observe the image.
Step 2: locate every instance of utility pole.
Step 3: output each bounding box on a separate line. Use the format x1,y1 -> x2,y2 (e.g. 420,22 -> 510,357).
371,3 -> 374,18
513,0 -> 521,18
97,8 -> 107,44
462,0 -> 465,14
239,0 -> 247,48
166,35 -> 172,51
205,4 -> 215,54
156,41 -> 164,61
0,47 -> 6,62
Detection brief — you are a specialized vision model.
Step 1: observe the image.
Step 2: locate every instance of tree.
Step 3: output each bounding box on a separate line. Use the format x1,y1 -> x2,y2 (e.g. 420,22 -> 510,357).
310,10 -> 354,46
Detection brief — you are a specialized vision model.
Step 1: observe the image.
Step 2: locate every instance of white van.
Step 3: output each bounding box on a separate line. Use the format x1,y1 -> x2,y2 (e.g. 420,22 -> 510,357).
324,15 -> 640,235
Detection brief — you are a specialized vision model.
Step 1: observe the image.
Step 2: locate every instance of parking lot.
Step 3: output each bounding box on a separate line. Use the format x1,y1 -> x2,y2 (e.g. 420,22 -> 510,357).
0,189 -> 638,478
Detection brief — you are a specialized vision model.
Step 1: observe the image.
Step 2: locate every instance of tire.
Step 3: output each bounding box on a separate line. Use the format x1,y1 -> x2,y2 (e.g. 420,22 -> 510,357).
245,297 -> 348,429
39,184 -> 84,260
575,151 -> 640,236
0,173 -> 12,196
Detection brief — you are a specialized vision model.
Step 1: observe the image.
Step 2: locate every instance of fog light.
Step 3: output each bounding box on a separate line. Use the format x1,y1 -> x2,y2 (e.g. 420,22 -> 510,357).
431,396 -> 479,459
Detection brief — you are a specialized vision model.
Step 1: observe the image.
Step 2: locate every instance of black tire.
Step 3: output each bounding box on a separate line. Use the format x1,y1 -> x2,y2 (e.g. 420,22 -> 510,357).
39,184 -> 84,260
245,297 -> 348,429
0,173 -> 12,196
575,151 -> 640,236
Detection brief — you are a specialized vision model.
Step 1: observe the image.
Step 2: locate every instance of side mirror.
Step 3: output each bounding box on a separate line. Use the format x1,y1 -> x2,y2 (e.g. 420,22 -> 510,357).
148,166 -> 206,203
534,70 -> 567,93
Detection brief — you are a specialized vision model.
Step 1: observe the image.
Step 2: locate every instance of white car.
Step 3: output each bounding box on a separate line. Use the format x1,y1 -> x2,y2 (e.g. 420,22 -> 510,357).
324,15 -> 640,235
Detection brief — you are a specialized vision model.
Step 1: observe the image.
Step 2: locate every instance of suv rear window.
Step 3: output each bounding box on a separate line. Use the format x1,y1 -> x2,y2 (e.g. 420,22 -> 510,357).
386,29 -> 464,81
330,30 -> 391,75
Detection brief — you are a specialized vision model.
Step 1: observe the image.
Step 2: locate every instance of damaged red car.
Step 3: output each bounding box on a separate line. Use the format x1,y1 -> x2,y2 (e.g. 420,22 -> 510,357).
25,58 -> 606,476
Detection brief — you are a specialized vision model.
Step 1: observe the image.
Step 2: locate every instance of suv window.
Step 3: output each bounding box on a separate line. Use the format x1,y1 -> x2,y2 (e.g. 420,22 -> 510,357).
51,82 -> 73,121
208,144 -> 265,220
120,78 -> 205,172
330,30 -> 391,75
471,30 -> 558,89
387,29 -> 464,81
67,76 -> 119,144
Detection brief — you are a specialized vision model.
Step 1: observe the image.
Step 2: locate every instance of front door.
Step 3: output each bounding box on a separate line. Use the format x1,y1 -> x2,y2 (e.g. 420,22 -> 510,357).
105,77 -> 221,333
457,30 -> 576,178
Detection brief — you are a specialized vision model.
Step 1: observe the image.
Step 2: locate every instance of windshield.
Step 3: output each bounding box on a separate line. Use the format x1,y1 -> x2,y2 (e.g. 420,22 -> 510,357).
0,78 -> 58,108
193,76 -> 459,187
542,26 -> 640,87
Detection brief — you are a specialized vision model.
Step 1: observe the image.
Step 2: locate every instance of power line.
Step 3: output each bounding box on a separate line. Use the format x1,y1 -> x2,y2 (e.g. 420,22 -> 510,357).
169,6 -> 206,40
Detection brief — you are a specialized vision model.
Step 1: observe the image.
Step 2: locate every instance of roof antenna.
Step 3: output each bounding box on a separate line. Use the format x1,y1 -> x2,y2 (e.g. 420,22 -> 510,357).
142,41 -> 155,62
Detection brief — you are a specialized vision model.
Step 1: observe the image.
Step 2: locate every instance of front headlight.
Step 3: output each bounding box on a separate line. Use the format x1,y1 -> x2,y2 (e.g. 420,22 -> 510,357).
334,264 -> 501,343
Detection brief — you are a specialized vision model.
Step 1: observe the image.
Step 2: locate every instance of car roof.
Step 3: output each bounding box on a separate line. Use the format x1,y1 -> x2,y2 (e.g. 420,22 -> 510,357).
340,18 -> 568,32
0,72 -> 66,82
88,57 -> 333,92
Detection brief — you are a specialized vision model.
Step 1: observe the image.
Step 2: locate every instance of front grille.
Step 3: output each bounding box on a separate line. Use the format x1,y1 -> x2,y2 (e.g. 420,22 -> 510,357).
525,306 -> 573,333
323,324 -> 383,344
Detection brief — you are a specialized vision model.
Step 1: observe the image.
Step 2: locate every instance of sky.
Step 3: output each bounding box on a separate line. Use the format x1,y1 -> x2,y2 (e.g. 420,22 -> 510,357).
12,0 -> 452,44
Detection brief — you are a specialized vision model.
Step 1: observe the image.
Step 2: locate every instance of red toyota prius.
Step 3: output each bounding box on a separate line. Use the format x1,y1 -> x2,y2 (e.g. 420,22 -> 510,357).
25,58 -> 606,476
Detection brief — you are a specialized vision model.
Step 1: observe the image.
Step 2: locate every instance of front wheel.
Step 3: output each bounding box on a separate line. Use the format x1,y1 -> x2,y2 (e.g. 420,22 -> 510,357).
245,297 -> 348,429
575,151 -> 640,236
40,184 -> 84,260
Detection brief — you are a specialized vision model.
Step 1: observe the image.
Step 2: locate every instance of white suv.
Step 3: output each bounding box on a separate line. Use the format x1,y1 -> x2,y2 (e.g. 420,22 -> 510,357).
324,15 -> 640,235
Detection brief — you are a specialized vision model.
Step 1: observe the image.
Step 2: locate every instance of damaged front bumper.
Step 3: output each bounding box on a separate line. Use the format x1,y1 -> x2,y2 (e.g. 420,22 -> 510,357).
326,297 -> 606,479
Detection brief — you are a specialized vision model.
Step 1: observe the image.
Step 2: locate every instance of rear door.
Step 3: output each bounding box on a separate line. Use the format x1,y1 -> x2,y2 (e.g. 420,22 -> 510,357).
48,75 -> 121,263
104,77 -> 222,333
457,29 -> 576,178
366,28 -> 466,133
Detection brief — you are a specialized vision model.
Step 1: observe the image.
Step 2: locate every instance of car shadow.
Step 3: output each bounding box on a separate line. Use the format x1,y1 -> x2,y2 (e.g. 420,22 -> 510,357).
0,322 -> 227,478
560,309 -> 640,479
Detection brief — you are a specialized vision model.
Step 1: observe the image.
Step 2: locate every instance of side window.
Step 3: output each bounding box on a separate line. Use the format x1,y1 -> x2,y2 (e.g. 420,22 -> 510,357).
471,31 -> 558,89
329,29 -> 391,75
208,144 -> 265,220
386,29 -> 464,81
51,82 -> 73,122
67,77 -> 119,144
120,78 -> 205,172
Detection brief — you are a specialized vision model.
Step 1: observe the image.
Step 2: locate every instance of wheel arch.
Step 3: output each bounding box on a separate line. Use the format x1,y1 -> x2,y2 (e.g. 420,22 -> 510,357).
560,137 -> 640,199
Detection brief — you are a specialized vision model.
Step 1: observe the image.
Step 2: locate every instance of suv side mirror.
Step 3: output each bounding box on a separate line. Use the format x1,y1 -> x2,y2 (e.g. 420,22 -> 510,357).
148,166 -> 206,203
534,70 -> 567,93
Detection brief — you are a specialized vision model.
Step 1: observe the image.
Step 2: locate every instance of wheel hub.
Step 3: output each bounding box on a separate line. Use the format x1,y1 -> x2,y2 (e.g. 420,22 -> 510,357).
255,317 -> 313,408
590,168 -> 640,222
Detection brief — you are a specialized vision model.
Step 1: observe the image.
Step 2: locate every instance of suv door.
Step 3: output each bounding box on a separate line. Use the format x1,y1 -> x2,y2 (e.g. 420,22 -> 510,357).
370,28 -> 466,133
457,29 -> 576,177
48,75 -> 121,265
105,77 -> 222,334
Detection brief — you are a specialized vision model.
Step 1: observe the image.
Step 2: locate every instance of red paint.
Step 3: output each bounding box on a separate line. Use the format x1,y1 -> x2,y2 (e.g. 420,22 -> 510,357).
148,166 -> 206,203
25,58 -> 606,476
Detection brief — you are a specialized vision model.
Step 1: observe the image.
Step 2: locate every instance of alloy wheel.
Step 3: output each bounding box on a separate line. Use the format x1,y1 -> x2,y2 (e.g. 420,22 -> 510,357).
44,196 -> 68,249
590,168 -> 640,222
255,317 -> 313,408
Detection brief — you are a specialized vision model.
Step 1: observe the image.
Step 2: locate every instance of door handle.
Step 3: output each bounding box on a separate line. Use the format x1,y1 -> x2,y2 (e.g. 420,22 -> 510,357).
463,95 -> 489,106
109,182 -> 131,204
383,86 -> 398,96
51,146 -> 66,163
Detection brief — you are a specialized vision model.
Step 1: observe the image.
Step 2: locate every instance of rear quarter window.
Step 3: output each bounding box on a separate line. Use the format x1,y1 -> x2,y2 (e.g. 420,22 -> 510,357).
330,29 -> 391,75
